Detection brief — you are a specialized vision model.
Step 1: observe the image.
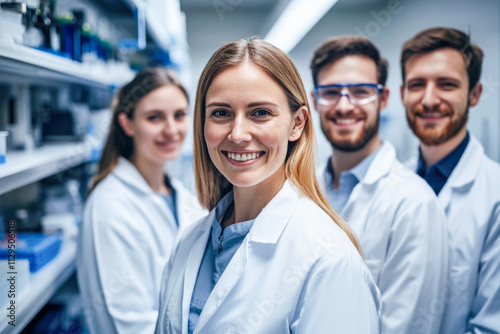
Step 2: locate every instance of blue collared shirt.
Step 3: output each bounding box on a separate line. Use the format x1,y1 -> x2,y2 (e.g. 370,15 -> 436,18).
416,132 -> 470,195
324,146 -> 381,213
188,195 -> 254,334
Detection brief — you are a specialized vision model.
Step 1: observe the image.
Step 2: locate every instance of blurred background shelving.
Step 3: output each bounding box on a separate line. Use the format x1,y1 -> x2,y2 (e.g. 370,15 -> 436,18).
0,0 -> 188,331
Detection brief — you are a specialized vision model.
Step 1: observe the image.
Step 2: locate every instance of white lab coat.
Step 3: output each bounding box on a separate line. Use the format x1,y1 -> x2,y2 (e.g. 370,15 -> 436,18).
410,135 -> 500,334
77,157 -> 206,334
318,141 -> 449,334
155,180 -> 381,334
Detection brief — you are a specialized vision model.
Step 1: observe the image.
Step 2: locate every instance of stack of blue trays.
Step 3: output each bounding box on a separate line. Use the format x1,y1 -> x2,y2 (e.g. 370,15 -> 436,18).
0,233 -> 63,273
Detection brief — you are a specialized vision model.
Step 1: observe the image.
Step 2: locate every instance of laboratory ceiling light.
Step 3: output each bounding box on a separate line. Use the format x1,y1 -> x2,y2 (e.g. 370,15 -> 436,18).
264,0 -> 339,54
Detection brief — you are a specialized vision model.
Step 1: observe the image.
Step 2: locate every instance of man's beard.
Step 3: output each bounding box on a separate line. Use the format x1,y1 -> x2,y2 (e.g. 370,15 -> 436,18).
328,112 -> 379,152
407,102 -> 469,146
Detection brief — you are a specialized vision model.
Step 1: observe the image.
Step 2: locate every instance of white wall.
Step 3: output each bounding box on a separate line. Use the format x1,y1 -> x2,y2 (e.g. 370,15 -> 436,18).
290,0 -> 500,163
183,7 -> 270,94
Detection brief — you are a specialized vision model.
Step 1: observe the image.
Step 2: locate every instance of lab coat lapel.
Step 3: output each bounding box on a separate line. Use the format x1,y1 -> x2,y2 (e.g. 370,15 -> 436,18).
113,158 -> 186,229
193,237 -> 249,333
193,181 -> 298,333
112,157 -> 154,194
437,135 -> 483,212
114,157 -> 182,245
361,141 -> 395,185
344,142 -> 395,213
317,162 -> 328,194
437,183 -> 453,213
180,213 -> 213,334
247,180 -> 298,243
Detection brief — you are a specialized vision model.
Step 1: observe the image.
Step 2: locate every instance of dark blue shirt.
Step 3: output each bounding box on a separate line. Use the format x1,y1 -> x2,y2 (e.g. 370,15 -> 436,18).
416,132 -> 470,195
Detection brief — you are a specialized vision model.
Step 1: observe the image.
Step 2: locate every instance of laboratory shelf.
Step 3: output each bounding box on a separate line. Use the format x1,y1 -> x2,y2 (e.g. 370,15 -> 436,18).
0,238 -> 77,334
116,0 -> 172,51
0,39 -> 133,88
0,141 -> 91,196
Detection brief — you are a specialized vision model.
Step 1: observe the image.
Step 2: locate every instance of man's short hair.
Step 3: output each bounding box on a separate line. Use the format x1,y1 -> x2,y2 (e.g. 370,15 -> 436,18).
401,27 -> 484,91
310,35 -> 388,86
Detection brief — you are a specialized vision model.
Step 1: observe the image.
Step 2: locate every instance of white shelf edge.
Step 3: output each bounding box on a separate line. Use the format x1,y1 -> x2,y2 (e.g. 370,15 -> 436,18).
0,39 -> 133,87
0,238 -> 77,333
0,141 -> 93,195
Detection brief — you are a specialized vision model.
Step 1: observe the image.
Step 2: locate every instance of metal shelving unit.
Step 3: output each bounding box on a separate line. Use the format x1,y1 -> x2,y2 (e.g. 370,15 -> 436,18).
0,239 -> 77,334
0,31 -> 131,198
0,141 -> 93,196
93,0 -> 174,51
0,0 -> 186,330
0,15 -> 122,333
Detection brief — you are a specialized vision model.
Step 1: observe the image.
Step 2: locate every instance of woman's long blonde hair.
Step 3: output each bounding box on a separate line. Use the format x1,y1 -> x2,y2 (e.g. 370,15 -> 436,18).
193,38 -> 361,254
88,68 -> 188,195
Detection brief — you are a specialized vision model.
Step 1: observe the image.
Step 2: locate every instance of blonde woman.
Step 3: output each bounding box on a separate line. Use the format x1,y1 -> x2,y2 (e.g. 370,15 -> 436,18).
77,68 -> 206,334
155,39 -> 381,334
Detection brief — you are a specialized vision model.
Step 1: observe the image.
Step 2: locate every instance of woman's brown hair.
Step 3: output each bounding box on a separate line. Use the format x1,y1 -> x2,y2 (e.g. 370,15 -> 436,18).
88,67 -> 188,195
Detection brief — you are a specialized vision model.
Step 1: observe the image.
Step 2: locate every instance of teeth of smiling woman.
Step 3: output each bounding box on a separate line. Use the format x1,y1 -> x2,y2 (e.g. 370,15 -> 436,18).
228,152 -> 260,161
336,119 -> 356,125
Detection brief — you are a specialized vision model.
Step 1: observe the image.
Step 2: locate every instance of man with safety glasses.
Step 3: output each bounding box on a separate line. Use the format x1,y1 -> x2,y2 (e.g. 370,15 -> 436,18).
310,36 -> 449,334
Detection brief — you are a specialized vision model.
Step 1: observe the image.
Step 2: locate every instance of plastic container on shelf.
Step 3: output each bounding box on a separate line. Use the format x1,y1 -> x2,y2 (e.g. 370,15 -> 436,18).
0,8 -> 25,44
97,38 -> 113,61
0,233 -> 63,273
56,11 -> 84,62
81,23 -> 98,64
41,213 -> 78,240
0,131 -> 8,164
57,15 -> 80,62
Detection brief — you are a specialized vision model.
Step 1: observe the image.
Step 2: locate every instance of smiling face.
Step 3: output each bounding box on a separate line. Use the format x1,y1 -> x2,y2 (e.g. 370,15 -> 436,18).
314,55 -> 388,152
401,48 -> 481,146
119,85 -> 189,167
204,63 -> 303,192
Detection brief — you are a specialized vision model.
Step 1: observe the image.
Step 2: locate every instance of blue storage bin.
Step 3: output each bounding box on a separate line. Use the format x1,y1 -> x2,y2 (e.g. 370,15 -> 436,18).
0,130 -> 7,164
0,233 -> 62,272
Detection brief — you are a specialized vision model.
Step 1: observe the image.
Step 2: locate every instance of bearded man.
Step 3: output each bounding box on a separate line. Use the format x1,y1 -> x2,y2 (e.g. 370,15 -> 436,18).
311,35 -> 448,334
401,27 -> 500,334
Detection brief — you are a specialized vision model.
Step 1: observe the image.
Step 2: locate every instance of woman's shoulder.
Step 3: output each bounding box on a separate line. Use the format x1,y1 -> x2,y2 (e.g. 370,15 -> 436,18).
84,172 -> 143,222
292,195 -> 342,230
87,173 -> 132,203
275,195 -> 373,297
287,195 -> 358,255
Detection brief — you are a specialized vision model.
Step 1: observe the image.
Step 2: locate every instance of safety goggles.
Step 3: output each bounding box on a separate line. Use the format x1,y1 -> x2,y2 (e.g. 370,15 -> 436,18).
314,83 -> 384,106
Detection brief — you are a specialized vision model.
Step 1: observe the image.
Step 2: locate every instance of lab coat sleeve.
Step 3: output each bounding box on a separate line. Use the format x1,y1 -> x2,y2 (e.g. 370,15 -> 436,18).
378,197 -> 449,334
81,199 -> 160,334
290,251 -> 381,334
466,206 -> 500,334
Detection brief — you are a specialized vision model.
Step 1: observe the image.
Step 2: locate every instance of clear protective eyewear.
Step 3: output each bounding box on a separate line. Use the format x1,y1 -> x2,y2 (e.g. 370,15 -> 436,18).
314,83 -> 384,106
